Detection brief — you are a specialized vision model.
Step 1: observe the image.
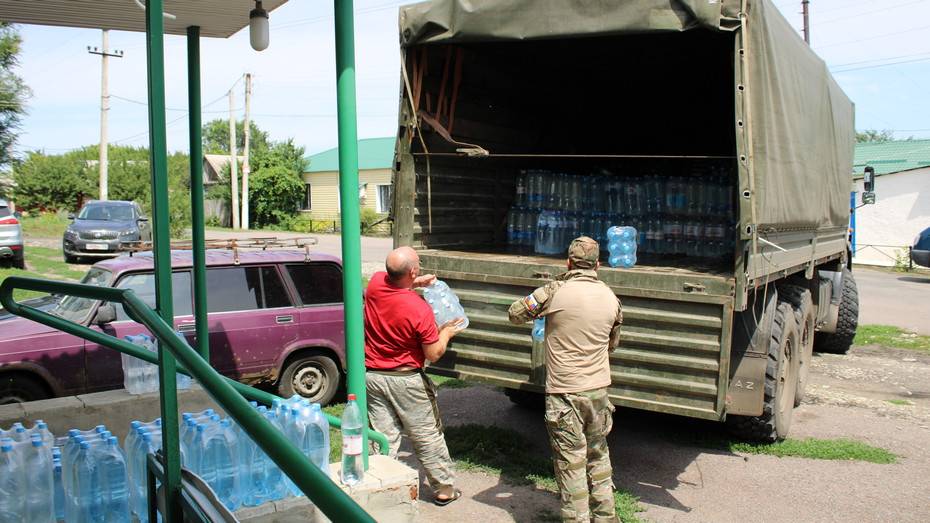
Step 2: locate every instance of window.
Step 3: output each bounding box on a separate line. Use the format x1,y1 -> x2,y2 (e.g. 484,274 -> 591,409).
0,205 -> 10,218
285,263 -> 343,305
112,271 -> 193,321
78,204 -> 135,221
301,183 -> 312,211
205,266 -> 293,313
50,268 -> 112,323
376,184 -> 392,213
261,267 -> 292,309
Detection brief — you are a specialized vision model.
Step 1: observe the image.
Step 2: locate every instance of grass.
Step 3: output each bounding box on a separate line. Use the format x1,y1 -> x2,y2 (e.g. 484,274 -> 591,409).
854,325 -> 930,353
445,423 -> 645,522
19,212 -> 71,238
324,402 -> 347,464
886,399 -> 914,406
0,245 -> 87,301
668,430 -> 897,464
430,374 -> 473,389
729,438 -> 897,464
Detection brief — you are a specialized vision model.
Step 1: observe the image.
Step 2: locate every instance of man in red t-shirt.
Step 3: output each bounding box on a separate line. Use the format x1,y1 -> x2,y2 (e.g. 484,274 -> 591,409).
365,246 -> 464,506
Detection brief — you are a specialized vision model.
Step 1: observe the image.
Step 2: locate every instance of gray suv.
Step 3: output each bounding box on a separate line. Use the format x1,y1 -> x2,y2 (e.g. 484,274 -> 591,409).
0,199 -> 24,269
63,200 -> 151,263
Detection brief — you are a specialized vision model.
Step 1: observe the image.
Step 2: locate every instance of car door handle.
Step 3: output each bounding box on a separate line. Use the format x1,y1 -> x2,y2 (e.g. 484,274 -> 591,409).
275,315 -> 294,325
177,323 -> 197,333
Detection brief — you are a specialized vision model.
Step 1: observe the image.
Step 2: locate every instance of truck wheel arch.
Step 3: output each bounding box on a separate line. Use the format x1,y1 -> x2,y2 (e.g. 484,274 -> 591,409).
0,368 -> 56,404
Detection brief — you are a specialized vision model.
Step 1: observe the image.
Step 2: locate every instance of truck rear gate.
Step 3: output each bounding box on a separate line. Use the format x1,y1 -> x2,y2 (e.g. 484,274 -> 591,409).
420,251 -> 734,421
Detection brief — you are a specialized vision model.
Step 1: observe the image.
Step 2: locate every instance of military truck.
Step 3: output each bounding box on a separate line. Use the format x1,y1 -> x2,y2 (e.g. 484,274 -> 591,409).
389,0 -> 859,441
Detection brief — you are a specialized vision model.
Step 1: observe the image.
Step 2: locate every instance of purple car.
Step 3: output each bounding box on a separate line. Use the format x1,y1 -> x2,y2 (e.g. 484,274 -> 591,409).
0,250 -> 346,405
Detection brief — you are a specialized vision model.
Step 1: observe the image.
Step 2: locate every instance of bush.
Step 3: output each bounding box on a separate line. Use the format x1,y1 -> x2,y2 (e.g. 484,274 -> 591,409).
13,152 -> 94,211
360,207 -> 384,235
248,164 -> 304,228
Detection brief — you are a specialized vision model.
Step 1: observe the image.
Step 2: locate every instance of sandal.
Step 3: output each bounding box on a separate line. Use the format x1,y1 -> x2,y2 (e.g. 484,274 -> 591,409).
433,489 -> 462,506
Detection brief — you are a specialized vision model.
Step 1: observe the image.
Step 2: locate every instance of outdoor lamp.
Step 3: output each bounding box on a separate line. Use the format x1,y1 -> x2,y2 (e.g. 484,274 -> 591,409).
250,1 -> 269,51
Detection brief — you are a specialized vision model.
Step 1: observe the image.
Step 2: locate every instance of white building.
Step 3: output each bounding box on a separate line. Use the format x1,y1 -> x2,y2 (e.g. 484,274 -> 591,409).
852,139 -> 930,266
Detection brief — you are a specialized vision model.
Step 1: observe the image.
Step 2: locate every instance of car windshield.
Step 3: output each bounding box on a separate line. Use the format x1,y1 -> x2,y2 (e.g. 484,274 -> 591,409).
78,204 -> 135,221
49,267 -> 112,323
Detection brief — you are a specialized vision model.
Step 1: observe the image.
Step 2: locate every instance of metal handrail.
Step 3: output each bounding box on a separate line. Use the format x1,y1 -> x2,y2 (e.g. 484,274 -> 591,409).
0,276 -> 386,523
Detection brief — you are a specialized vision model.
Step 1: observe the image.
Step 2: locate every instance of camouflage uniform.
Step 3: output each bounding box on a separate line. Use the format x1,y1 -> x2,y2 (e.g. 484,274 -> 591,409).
509,237 -> 622,523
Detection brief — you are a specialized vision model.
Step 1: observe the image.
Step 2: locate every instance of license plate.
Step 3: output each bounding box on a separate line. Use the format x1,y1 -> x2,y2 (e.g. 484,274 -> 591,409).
86,243 -> 110,251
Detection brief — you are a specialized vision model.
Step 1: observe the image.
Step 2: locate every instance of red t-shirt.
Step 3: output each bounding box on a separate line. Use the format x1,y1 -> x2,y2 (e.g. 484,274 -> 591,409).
364,272 -> 439,369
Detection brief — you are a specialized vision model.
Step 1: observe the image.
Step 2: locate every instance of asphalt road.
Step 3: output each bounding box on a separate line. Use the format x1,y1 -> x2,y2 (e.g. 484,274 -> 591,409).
854,266 -> 930,334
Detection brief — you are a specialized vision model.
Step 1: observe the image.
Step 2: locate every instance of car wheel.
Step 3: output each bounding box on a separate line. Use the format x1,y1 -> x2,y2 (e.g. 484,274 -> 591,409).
0,373 -> 51,404
278,353 -> 341,406
13,250 -> 25,270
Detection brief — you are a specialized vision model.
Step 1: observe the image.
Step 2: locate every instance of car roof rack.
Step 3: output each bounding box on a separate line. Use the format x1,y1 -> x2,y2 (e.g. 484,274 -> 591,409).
122,236 -> 320,264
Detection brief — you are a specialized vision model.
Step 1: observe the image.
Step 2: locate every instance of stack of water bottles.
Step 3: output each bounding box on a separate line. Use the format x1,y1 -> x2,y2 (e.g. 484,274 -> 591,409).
0,421 -> 58,522
423,279 -> 469,330
607,226 -> 638,269
60,424 -> 131,523
506,163 -> 736,261
122,333 -> 191,394
125,418 -> 162,521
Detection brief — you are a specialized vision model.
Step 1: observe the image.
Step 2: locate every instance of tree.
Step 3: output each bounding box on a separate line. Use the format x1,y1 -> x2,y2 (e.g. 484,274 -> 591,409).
13,151 -> 94,211
0,23 -> 30,167
202,119 -> 270,156
856,129 -> 894,143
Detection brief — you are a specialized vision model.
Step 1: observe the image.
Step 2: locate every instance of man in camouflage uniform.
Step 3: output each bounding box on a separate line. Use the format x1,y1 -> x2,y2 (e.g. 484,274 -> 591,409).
509,236 -> 623,522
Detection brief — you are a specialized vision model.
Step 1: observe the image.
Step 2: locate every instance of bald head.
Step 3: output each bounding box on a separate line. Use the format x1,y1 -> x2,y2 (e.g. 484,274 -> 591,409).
385,246 -> 420,285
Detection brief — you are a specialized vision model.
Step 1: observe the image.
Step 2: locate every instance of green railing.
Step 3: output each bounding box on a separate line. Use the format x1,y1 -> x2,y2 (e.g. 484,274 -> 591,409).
0,276 -> 388,523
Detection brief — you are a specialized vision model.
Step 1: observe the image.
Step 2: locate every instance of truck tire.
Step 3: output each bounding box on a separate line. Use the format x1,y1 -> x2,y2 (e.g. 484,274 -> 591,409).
278,353 -> 341,406
778,285 -> 815,406
727,302 -> 800,442
814,268 -> 859,355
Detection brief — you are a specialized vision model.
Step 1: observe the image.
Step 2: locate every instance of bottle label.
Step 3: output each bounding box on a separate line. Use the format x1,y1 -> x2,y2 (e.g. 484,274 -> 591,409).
343,434 -> 362,456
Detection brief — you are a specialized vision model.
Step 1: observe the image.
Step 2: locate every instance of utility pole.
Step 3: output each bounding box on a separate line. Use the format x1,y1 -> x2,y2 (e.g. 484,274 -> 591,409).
242,73 -> 252,230
802,0 -> 810,45
229,89 -> 240,229
87,30 -> 124,201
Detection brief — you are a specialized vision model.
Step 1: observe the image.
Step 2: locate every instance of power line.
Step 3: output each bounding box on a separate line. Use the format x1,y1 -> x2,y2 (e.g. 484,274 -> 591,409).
817,0 -> 930,25
832,55 -> 930,73
816,23 -> 930,50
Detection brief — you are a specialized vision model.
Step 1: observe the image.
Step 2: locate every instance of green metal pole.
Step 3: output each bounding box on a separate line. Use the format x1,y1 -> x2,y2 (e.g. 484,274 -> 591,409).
144,0 -> 182,520
334,0 -> 369,468
186,26 -> 209,361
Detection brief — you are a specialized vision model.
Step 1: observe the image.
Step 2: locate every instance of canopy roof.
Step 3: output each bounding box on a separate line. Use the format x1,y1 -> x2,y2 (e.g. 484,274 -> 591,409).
0,0 -> 288,38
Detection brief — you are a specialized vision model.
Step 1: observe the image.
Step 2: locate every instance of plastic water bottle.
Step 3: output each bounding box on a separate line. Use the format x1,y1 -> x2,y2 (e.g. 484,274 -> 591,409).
0,438 -> 25,522
262,410 -> 288,502
607,226 -> 638,268
515,170 -> 528,207
307,403 -> 330,475
532,318 -> 545,343
195,418 -> 239,510
423,280 -> 469,330
507,209 -> 518,245
340,394 -> 364,486
98,436 -> 130,523
23,434 -> 54,523
74,440 -> 101,523
53,448 -> 65,521
123,334 -> 159,394
30,420 -> 54,446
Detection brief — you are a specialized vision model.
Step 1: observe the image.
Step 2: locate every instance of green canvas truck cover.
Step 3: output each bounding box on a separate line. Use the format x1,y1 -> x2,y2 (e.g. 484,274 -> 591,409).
398,0 -> 855,232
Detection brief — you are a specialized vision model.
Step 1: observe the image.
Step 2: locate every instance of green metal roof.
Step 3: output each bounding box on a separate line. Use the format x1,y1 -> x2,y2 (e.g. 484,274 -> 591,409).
854,139 -> 930,177
303,137 -> 396,173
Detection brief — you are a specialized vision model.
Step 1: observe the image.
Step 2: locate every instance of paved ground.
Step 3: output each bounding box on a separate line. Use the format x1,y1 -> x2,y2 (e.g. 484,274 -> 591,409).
403,344 -> 930,523
853,266 -> 930,334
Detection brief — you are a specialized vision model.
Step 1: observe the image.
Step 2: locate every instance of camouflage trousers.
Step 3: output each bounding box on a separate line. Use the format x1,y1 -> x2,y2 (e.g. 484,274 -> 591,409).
545,388 -> 617,523
366,370 -> 455,495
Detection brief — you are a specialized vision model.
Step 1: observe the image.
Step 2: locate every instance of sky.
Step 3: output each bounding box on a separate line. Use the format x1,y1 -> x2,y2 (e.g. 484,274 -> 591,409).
9,0 -> 930,158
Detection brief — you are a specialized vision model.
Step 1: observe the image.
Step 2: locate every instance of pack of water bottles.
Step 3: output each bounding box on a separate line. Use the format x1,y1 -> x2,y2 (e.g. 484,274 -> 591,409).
0,421 -> 58,523
423,279 -> 469,330
607,226 -> 638,268
507,164 -> 736,261
58,423 -> 131,523
122,333 -> 191,395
